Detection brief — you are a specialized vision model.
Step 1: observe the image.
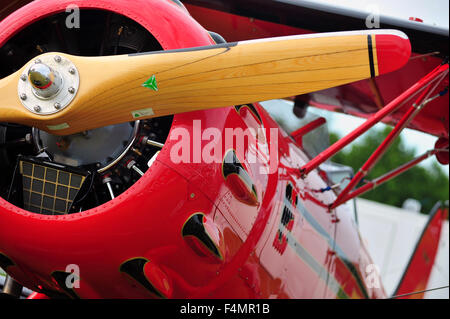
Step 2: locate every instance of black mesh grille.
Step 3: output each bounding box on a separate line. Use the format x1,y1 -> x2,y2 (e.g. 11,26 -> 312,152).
19,159 -> 87,215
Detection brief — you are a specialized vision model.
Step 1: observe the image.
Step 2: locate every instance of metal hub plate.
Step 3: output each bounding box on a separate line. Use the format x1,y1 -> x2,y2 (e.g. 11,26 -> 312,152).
17,55 -> 80,115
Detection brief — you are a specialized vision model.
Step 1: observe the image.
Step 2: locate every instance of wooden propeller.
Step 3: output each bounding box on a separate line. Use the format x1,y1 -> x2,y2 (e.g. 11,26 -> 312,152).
0,30 -> 411,135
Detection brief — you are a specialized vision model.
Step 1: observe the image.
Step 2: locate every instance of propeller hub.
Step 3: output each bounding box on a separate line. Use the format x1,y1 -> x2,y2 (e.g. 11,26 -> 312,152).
28,63 -> 63,98
17,54 -> 80,116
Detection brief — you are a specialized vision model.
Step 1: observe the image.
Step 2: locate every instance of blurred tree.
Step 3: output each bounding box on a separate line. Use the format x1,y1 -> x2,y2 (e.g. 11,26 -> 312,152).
329,128 -> 449,214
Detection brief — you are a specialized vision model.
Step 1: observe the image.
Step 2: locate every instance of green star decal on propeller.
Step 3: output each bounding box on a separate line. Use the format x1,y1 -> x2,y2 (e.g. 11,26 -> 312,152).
142,75 -> 158,91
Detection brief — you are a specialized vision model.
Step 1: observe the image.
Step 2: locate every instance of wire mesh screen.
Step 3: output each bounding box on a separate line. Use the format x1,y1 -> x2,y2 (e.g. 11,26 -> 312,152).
19,159 -> 87,215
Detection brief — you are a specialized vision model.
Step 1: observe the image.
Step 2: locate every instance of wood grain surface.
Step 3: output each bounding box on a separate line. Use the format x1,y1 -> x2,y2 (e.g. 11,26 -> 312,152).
1,33 -> 378,135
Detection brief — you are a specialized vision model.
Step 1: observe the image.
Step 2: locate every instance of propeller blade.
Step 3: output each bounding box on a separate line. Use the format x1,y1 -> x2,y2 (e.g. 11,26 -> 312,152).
0,72 -> 34,124
0,30 -> 410,135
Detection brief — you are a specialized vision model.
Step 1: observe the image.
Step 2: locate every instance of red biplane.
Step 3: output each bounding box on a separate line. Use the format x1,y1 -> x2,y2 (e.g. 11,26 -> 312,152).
0,0 -> 448,299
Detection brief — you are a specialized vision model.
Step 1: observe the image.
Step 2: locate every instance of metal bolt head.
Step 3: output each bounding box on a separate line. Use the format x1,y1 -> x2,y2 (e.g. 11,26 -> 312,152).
20,74 -> 27,81
102,176 -> 112,184
68,87 -> 75,94
20,93 -> 27,100
69,67 -> 76,75
54,102 -> 61,110
34,105 -> 41,112
34,59 -> 41,64
54,55 -> 62,63
126,160 -> 136,170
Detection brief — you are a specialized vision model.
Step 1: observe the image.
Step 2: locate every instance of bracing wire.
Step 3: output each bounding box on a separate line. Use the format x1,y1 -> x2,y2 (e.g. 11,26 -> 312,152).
389,285 -> 449,299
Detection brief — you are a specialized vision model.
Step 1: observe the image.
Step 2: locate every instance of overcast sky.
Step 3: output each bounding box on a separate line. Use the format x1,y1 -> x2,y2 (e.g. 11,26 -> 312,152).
307,0 -> 449,29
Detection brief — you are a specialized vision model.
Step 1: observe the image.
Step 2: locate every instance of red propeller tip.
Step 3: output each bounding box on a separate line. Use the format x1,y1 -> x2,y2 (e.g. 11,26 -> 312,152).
375,31 -> 411,75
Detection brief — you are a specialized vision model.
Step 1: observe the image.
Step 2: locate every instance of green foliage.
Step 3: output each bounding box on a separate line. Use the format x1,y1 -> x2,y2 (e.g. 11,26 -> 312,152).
329,128 -> 449,214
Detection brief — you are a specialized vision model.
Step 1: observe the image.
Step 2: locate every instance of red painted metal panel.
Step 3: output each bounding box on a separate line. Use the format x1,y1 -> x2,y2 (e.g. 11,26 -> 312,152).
393,206 -> 447,299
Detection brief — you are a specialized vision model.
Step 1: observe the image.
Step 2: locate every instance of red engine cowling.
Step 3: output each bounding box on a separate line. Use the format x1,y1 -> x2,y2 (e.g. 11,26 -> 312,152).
0,0 -> 214,49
